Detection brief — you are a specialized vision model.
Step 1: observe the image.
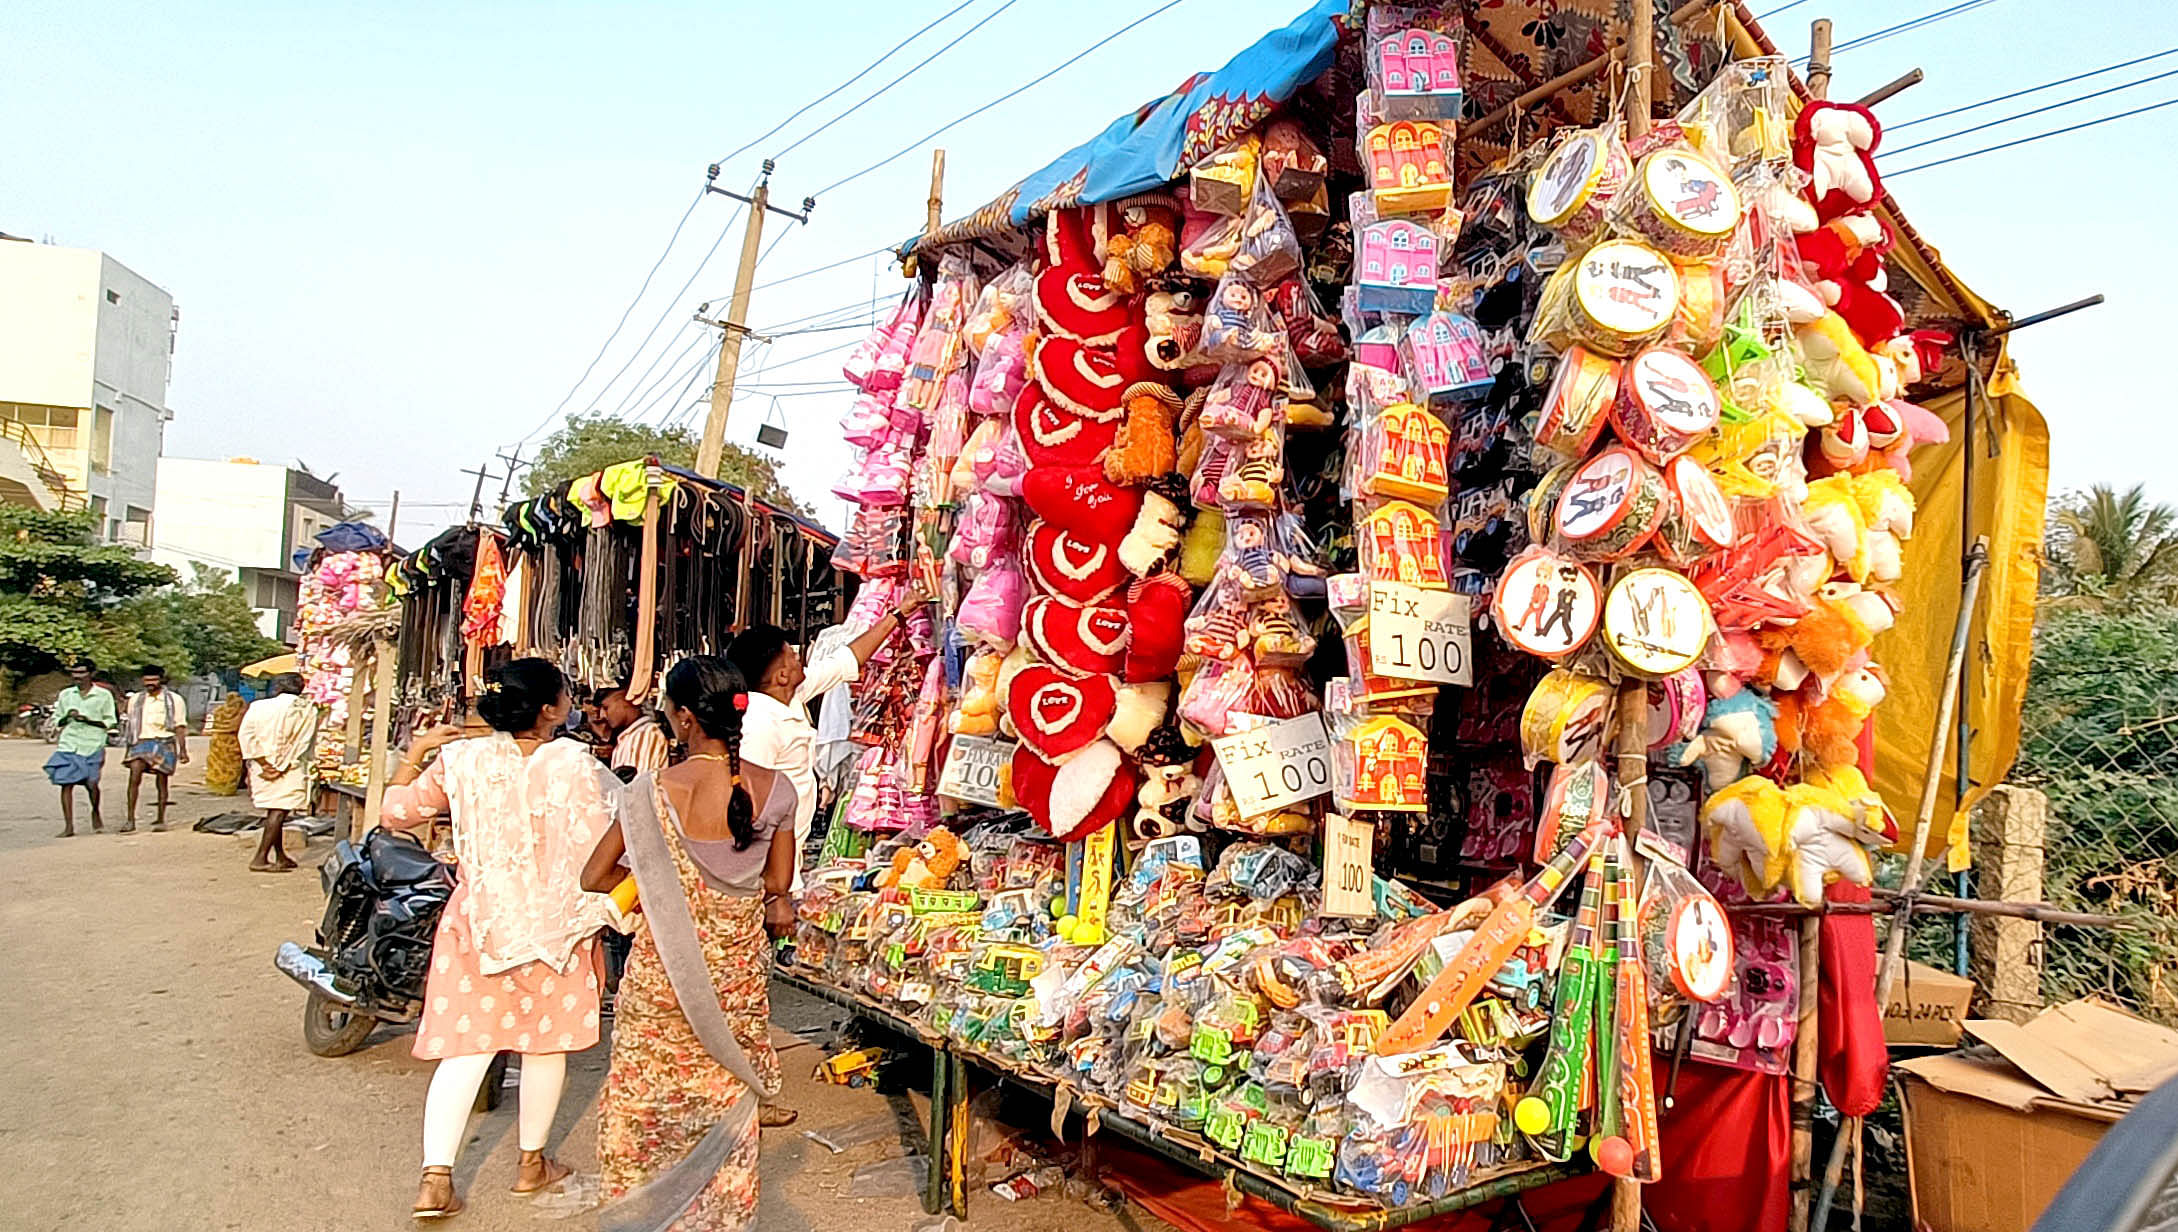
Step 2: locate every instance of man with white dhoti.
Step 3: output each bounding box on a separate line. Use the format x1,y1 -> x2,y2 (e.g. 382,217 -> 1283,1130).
238,674 -> 318,873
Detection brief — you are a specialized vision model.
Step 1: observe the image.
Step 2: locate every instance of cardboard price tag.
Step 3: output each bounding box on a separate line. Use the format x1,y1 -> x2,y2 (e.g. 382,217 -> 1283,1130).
1368,582 -> 1473,685
1321,813 -> 1376,918
936,734 -> 1011,806
1213,713 -> 1335,817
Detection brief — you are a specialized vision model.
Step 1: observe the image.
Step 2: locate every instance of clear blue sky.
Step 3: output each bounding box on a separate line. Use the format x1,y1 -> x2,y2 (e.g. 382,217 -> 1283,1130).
4,0 -> 2172,544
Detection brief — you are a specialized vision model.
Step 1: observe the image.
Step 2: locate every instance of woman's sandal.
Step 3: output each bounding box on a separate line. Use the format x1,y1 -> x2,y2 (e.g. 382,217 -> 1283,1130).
510,1150 -> 571,1195
759,1105 -> 800,1128
413,1167 -> 464,1219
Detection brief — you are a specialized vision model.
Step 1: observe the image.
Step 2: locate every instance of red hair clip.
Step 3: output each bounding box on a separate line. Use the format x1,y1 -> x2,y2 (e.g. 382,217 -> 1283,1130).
732,692 -> 749,711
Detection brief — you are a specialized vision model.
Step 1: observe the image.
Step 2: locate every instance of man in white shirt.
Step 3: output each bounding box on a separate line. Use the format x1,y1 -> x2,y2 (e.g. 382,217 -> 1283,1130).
121,664 -> 190,832
727,585 -> 929,892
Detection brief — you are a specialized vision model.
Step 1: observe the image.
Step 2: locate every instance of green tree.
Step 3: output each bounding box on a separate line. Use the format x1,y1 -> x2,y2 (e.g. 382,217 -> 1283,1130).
0,505 -> 177,679
523,412 -> 810,516
165,565 -> 286,676
2041,484 -> 2178,608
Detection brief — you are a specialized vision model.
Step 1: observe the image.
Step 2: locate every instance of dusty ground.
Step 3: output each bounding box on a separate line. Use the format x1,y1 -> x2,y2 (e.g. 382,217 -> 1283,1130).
0,739 -> 1174,1232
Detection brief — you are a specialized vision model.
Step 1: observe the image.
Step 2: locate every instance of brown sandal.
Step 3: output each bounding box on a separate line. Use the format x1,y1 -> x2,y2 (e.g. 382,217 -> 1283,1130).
759,1105 -> 800,1128
511,1150 -> 571,1195
413,1167 -> 464,1219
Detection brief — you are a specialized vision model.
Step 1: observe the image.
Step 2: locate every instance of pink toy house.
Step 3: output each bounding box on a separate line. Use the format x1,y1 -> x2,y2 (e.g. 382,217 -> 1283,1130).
1375,30 -> 1462,120
1356,218 -> 1439,316
1406,311 -> 1494,402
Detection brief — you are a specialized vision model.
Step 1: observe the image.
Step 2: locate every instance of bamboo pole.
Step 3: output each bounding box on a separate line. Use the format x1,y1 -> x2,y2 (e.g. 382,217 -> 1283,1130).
1730,890 -> 2121,930
1470,0 -> 1713,138
1807,19 -> 1834,102
360,637 -> 396,841
1612,677 -> 1649,1232
1856,68 -> 1923,108
926,148 -> 947,238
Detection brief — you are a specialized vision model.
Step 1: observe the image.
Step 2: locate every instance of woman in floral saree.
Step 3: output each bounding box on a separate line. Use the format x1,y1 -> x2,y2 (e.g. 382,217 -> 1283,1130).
582,656 -> 798,1232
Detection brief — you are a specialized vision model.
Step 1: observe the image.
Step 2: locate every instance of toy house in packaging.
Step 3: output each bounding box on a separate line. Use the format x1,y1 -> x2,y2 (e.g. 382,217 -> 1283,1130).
1374,29 -> 1462,120
1359,500 -> 1448,589
1355,219 -> 1440,315
1364,122 -> 1453,215
1361,401 -> 1451,504
1407,311 -> 1494,402
1345,715 -> 1429,810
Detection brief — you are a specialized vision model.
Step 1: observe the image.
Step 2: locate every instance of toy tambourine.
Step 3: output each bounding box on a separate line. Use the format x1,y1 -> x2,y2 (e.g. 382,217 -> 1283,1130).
1535,345 -> 1621,460
1555,445 -> 1667,561
1600,568 -> 1715,678
1645,666 -> 1706,749
1624,148 -> 1742,261
1639,857 -> 1736,1003
1610,347 -> 1721,464
1527,460 -> 1578,544
1520,668 -> 1613,767
1495,546 -> 1600,661
1655,455 -> 1737,567
1564,239 -> 1679,355
1528,128 -> 1630,247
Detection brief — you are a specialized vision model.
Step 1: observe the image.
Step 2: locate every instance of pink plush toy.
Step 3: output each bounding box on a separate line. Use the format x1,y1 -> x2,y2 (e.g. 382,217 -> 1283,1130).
967,327 -> 1029,417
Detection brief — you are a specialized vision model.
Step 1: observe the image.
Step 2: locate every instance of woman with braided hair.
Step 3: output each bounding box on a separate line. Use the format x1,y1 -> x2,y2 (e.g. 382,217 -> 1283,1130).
582,655 -> 798,1232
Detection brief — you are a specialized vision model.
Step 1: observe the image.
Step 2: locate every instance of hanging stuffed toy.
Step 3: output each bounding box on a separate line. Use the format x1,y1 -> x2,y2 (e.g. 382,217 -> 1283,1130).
1673,689 -> 1779,786
1105,382 -> 1182,485
1100,195 -> 1180,296
1702,774 -> 1792,898
1014,384 -> 1121,469
1793,100 -> 1883,222
1011,740 -> 1135,841
1124,572 -> 1190,683
1120,485 -> 1188,577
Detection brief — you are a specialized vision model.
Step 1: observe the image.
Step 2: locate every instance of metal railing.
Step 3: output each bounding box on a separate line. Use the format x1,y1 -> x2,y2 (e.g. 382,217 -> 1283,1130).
0,418 -> 88,512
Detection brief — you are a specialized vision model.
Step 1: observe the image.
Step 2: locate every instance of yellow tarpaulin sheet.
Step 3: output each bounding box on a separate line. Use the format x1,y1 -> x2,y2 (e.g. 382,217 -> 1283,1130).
1871,346 -> 2049,871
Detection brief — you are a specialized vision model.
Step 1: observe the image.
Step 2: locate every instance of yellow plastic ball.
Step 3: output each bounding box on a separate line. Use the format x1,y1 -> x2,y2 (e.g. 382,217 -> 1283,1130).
1056,914 -> 1079,940
1513,1097 -> 1552,1136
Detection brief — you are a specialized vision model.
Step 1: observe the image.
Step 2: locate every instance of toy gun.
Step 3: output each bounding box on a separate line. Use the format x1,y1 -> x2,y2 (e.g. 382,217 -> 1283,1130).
1377,820 -> 1605,1055
1512,846 -> 1607,1159
1597,833 -> 1662,1182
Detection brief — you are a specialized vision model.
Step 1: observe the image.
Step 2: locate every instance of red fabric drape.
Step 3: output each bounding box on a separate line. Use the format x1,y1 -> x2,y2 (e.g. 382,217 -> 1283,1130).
1818,880 -> 1888,1117
1649,1063 -> 1793,1232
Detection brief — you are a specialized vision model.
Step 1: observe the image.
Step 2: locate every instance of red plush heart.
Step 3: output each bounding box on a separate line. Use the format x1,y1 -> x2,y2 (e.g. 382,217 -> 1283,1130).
1027,520 -> 1129,604
1033,336 -> 1131,419
1023,596 -> 1130,675
1007,665 -> 1117,763
1123,571 -> 1191,683
1013,384 -> 1119,468
1022,467 -> 1142,544
1010,740 -> 1135,842
1040,205 -> 1105,273
1036,267 -> 1129,346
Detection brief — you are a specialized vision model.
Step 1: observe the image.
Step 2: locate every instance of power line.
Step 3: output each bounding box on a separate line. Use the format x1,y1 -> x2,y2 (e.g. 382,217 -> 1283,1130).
1881,67 -> 2178,157
1791,0 -> 1998,65
629,334 -> 725,426
1888,49 -> 2178,132
713,0 -> 985,168
609,327 -> 714,421
748,245 -> 894,294
811,0 -> 1196,199
514,183 -> 707,444
1754,0 -> 1812,18
574,193 -> 750,418
1886,96 -> 2178,177
773,0 -> 1023,161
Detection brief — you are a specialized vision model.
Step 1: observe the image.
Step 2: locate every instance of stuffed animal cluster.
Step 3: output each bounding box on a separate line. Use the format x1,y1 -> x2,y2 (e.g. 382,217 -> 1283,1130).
296,549 -> 391,724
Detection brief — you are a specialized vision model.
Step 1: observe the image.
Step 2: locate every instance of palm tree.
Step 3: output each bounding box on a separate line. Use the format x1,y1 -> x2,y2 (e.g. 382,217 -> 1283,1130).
2043,484 -> 2178,608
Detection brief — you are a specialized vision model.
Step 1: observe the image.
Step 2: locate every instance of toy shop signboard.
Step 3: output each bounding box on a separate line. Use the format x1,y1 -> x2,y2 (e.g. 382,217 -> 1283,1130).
937,735 -> 1013,808
1214,713 -> 1336,816
1367,582 -> 1473,685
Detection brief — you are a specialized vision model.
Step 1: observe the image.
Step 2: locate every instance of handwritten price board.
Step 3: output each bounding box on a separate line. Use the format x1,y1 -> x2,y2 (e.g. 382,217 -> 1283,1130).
936,734 -> 1011,807
1321,813 -> 1376,918
1213,713 -> 1335,817
1368,582 -> 1473,685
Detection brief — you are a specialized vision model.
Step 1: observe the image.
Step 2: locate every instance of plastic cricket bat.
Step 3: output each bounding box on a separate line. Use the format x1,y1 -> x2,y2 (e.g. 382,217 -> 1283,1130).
1516,847 -> 1607,1160
1602,835 -> 1663,1181
1377,822 -> 1606,1055
1589,852 -> 1624,1155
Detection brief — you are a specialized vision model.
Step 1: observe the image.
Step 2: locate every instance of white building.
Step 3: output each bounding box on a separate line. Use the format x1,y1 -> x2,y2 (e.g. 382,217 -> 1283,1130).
0,237 -> 175,542
151,458 -> 353,639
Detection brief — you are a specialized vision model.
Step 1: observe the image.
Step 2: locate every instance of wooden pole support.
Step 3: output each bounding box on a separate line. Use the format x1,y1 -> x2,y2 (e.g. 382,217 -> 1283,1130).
1807,18 -> 1834,102
695,181 -> 771,478
1611,678 -> 1650,1232
926,148 -> 947,238
1628,0 -> 1658,139
360,637 -> 397,841
1857,67 -> 1924,108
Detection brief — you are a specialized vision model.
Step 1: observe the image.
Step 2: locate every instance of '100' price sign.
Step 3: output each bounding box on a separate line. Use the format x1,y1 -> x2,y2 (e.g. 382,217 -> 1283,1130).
1369,582 -> 1473,685
936,734 -> 1011,807
1212,713 -> 1335,818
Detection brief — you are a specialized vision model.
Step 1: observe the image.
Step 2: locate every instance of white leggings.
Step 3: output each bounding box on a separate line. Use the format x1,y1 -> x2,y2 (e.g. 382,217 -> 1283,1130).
420,1051 -> 567,1169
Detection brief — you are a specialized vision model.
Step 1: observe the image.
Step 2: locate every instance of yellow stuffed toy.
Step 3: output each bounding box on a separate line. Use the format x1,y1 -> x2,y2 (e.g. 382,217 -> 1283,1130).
1702,775 -> 1792,898
951,649 -> 1003,736
1794,309 -> 1881,409
1783,779 -> 1876,908
1802,475 -> 1871,583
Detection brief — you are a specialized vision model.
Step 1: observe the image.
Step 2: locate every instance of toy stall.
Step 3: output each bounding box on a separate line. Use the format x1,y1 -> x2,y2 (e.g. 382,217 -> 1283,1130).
289,522 -> 399,829
776,0 -> 2056,1229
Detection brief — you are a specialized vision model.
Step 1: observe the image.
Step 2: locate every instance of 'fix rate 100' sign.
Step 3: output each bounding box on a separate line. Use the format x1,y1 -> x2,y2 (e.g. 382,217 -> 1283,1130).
936,734 -> 1011,807
1212,713 -> 1334,817
1368,582 -> 1473,685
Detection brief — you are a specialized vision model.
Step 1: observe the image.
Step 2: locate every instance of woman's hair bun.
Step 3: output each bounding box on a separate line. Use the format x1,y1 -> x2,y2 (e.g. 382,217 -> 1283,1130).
663,655 -> 748,743
477,658 -> 566,733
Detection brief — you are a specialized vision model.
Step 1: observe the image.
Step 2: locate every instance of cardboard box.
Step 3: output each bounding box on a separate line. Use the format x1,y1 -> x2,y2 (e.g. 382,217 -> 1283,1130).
1884,959 -> 1975,1047
1897,999 -> 2178,1232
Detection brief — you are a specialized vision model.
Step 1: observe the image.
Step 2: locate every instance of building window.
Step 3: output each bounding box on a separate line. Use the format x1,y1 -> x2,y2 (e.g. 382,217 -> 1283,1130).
106,289 -> 120,304
91,406 -> 114,472
122,506 -> 151,547
0,403 -> 81,451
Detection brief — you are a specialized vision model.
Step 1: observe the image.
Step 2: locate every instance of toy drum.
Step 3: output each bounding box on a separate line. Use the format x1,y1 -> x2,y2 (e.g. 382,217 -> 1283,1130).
1528,129 -> 1630,247
1520,668 -> 1613,767
1624,148 -> 1742,260
1644,666 -> 1706,749
1655,455 -> 1737,567
1555,445 -> 1667,561
1669,261 -> 1728,353
1527,460 -> 1577,544
1535,345 -> 1621,460
1600,568 -> 1715,678
1611,347 -> 1722,464
1561,239 -> 1680,356
1495,546 -> 1600,661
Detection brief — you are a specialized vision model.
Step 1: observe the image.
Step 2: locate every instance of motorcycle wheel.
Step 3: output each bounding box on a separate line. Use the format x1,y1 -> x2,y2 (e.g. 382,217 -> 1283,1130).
301,990 -> 379,1057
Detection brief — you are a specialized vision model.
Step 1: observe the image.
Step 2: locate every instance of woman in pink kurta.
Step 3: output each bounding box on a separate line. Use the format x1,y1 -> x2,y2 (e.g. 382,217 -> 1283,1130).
382,658 -> 623,1219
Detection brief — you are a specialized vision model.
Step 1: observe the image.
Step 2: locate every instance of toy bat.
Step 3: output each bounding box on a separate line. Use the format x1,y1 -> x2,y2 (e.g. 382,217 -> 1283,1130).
1596,834 -> 1662,1182
1590,848 -> 1623,1154
1513,847 -> 1607,1160
1377,821 -> 1605,1055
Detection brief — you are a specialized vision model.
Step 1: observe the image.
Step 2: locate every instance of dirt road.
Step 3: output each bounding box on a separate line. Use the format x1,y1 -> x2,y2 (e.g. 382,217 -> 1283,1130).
0,739 -> 1170,1232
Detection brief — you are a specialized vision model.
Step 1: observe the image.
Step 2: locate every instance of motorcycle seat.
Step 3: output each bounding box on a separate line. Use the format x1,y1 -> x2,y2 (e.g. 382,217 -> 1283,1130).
364,830 -> 449,886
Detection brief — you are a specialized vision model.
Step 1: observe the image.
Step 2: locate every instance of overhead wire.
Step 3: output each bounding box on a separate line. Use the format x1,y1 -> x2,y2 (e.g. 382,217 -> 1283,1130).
574,192 -> 750,418
612,328 -> 716,422
1885,95 -> 2178,176
811,0 -> 1196,199
1880,67 -> 2178,157
712,0 -> 986,168
772,0 -> 1023,160
1788,0 -> 1998,66
1887,49 -> 2178,132
750,245 -> 893,294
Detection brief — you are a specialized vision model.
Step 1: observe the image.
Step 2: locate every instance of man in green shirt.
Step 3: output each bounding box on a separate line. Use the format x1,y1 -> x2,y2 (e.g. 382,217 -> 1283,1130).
44,661 -> 118,837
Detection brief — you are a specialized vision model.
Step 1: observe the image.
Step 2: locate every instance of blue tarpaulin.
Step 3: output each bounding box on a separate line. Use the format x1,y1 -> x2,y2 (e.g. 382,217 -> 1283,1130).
906,0 -> 1348,253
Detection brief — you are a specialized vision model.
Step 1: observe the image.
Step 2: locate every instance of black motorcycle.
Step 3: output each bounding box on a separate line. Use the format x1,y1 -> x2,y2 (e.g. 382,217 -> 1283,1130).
274,828 -> 456,1056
